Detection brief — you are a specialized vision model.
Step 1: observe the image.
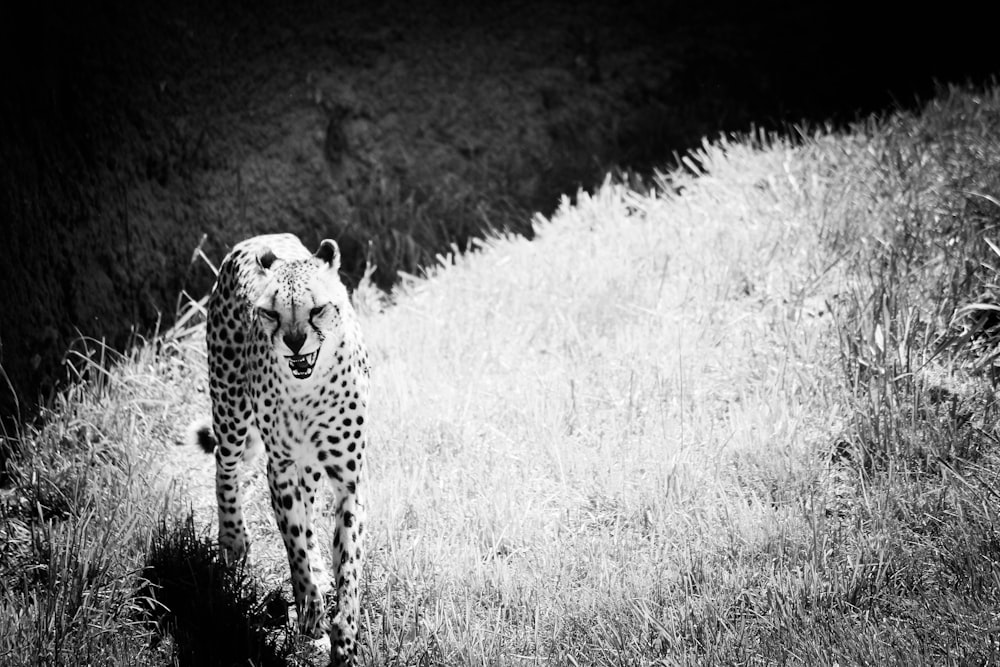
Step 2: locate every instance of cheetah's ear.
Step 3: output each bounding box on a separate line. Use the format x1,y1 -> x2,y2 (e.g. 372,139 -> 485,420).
257,248 -> 277,272
314,239 -> 341,272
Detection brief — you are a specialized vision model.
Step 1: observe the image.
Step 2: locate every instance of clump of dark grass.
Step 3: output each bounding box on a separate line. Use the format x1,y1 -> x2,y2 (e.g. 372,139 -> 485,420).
141,514 -> 295,667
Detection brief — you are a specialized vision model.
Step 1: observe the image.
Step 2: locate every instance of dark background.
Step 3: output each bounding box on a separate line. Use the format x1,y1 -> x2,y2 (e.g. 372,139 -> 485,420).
0,0 -> 996,425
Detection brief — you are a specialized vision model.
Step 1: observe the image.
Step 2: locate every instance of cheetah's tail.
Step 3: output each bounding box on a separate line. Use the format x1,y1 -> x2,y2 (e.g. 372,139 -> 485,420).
185,417 -> 217,454
183,418 -> 264,463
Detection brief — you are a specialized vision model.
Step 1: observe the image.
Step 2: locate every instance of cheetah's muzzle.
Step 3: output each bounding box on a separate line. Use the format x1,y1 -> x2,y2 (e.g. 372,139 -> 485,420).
286,350 -> 319,378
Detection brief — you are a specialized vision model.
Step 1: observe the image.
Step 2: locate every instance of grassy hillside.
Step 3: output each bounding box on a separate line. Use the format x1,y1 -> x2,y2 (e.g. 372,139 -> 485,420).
3,83 -> 1000,665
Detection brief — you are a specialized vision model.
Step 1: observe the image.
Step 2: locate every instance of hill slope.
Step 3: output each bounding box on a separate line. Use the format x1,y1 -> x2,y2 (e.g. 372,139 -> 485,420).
3,84 -> 1000,665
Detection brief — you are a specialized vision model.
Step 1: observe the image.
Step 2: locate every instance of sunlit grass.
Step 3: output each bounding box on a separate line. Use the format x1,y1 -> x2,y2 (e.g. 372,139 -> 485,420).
355,134 -> 848,664
4,83 -> 1000,665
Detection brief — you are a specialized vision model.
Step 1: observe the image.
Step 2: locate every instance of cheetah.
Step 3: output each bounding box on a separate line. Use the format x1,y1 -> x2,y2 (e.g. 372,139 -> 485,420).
193,233 -> 369,664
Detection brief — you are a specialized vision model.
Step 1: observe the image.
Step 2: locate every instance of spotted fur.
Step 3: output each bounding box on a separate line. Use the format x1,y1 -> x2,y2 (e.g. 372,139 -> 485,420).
196,233 -> 369,664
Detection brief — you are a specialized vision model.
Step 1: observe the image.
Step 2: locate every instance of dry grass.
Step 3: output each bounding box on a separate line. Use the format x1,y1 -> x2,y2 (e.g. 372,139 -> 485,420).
355,132 -> 846,664
4,83 -> 1000,665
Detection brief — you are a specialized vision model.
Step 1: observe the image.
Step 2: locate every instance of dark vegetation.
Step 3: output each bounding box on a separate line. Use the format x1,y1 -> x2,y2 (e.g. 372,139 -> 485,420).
142,516 -> 293,666
0,0 -> 995,426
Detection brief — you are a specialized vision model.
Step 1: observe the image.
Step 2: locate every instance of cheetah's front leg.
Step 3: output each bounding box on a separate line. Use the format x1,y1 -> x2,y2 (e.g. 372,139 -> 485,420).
267,458 -> 327,639
214,431 -> 249,565
329,484 -> 364,665
301,466 -> 331,596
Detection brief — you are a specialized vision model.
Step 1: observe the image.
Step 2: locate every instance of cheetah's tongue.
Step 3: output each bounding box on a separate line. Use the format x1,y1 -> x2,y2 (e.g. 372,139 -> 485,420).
286,350 -> 319,379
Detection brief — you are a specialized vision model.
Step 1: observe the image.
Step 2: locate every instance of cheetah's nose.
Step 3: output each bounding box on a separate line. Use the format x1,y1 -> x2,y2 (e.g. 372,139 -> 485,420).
283,330 -> 306,354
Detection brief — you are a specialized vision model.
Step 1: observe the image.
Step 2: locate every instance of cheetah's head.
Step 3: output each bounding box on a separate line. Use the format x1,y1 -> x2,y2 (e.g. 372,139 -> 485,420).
252,239 -> 350,380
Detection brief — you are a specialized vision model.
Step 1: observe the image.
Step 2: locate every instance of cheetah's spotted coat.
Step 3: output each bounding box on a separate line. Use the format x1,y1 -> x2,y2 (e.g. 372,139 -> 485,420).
196,233 -> 369,664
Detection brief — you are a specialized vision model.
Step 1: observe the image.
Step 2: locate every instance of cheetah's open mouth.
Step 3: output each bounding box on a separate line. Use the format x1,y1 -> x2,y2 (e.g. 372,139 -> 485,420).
285,350 -> 319,379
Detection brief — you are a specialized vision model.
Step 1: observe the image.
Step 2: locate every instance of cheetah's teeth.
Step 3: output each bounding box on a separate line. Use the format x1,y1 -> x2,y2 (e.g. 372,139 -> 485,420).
286,349 -> 319,379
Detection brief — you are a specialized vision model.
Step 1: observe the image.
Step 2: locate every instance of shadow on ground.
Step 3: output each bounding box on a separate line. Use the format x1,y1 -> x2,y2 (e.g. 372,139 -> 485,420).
141,515 -> 293,666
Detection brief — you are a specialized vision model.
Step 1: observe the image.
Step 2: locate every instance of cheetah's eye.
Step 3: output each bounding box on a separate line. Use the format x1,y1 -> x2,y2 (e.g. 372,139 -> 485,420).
309,304 -> 327,319
258,308 -> 279,322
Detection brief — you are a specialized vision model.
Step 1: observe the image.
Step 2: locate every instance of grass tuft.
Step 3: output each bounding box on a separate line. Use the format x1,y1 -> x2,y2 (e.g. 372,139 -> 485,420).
140,514 -> 295,666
